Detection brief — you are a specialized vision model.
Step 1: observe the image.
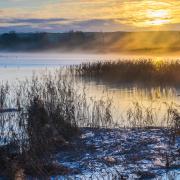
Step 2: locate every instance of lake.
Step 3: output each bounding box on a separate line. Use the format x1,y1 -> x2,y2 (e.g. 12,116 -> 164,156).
1,53 -> 180,127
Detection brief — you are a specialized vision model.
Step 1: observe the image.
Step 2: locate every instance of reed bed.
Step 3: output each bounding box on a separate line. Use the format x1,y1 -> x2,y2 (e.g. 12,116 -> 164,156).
75,59 -> 180,86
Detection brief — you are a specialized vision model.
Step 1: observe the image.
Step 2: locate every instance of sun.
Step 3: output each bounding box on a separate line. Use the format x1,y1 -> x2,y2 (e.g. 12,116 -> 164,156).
147,10 -> 169,19
145,9 -> 171,26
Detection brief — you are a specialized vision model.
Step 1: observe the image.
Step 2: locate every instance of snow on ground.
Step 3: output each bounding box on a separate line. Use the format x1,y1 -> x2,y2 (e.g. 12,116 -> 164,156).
55,128 -> 180,179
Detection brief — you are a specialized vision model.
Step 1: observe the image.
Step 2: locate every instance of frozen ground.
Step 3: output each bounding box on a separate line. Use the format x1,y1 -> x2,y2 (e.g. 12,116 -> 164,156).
54,128 -> 180,179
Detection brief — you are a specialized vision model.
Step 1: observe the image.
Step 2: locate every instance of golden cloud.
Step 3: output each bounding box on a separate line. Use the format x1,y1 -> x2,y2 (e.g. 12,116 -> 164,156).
0,0 -> 180,30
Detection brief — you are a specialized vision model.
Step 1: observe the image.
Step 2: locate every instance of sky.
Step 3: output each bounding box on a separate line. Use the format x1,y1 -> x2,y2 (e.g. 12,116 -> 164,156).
0,0 -> 180,33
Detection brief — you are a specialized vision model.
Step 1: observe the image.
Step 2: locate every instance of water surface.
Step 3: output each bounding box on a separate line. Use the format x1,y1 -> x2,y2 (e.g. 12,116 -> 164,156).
1,53 -> 180,126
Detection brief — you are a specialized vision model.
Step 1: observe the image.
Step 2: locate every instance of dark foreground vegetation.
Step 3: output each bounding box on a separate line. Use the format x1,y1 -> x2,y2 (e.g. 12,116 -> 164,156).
0,70 -> 179,179
75,59 -> 180,86
0,72 -> 113,179
0,80 -> 78,178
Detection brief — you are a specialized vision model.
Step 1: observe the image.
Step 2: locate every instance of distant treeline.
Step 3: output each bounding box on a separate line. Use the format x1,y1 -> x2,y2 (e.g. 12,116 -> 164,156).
0,31 -> 104,52
0,31 -> 180,52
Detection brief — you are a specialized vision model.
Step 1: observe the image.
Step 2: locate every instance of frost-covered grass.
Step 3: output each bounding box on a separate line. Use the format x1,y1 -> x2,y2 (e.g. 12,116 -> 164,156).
56,127 -> 180,179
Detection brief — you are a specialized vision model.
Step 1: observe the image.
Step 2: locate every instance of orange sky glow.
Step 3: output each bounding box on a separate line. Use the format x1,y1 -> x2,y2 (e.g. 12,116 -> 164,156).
0,0 -> 180,32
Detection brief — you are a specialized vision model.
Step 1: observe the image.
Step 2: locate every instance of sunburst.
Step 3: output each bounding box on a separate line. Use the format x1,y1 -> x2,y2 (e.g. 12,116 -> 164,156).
145,10 -> 171,26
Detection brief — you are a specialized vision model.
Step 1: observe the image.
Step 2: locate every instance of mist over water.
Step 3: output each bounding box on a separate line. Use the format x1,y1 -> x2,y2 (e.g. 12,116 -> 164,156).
0,52 -> 179,80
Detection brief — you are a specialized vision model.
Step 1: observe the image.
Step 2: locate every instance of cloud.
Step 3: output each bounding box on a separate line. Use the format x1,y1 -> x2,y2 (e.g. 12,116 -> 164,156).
0,18 -> 68,24
0,19 -> 136,33
0,0 -> 180,32
0,18 -> 180,34
70,19 -> 135,31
